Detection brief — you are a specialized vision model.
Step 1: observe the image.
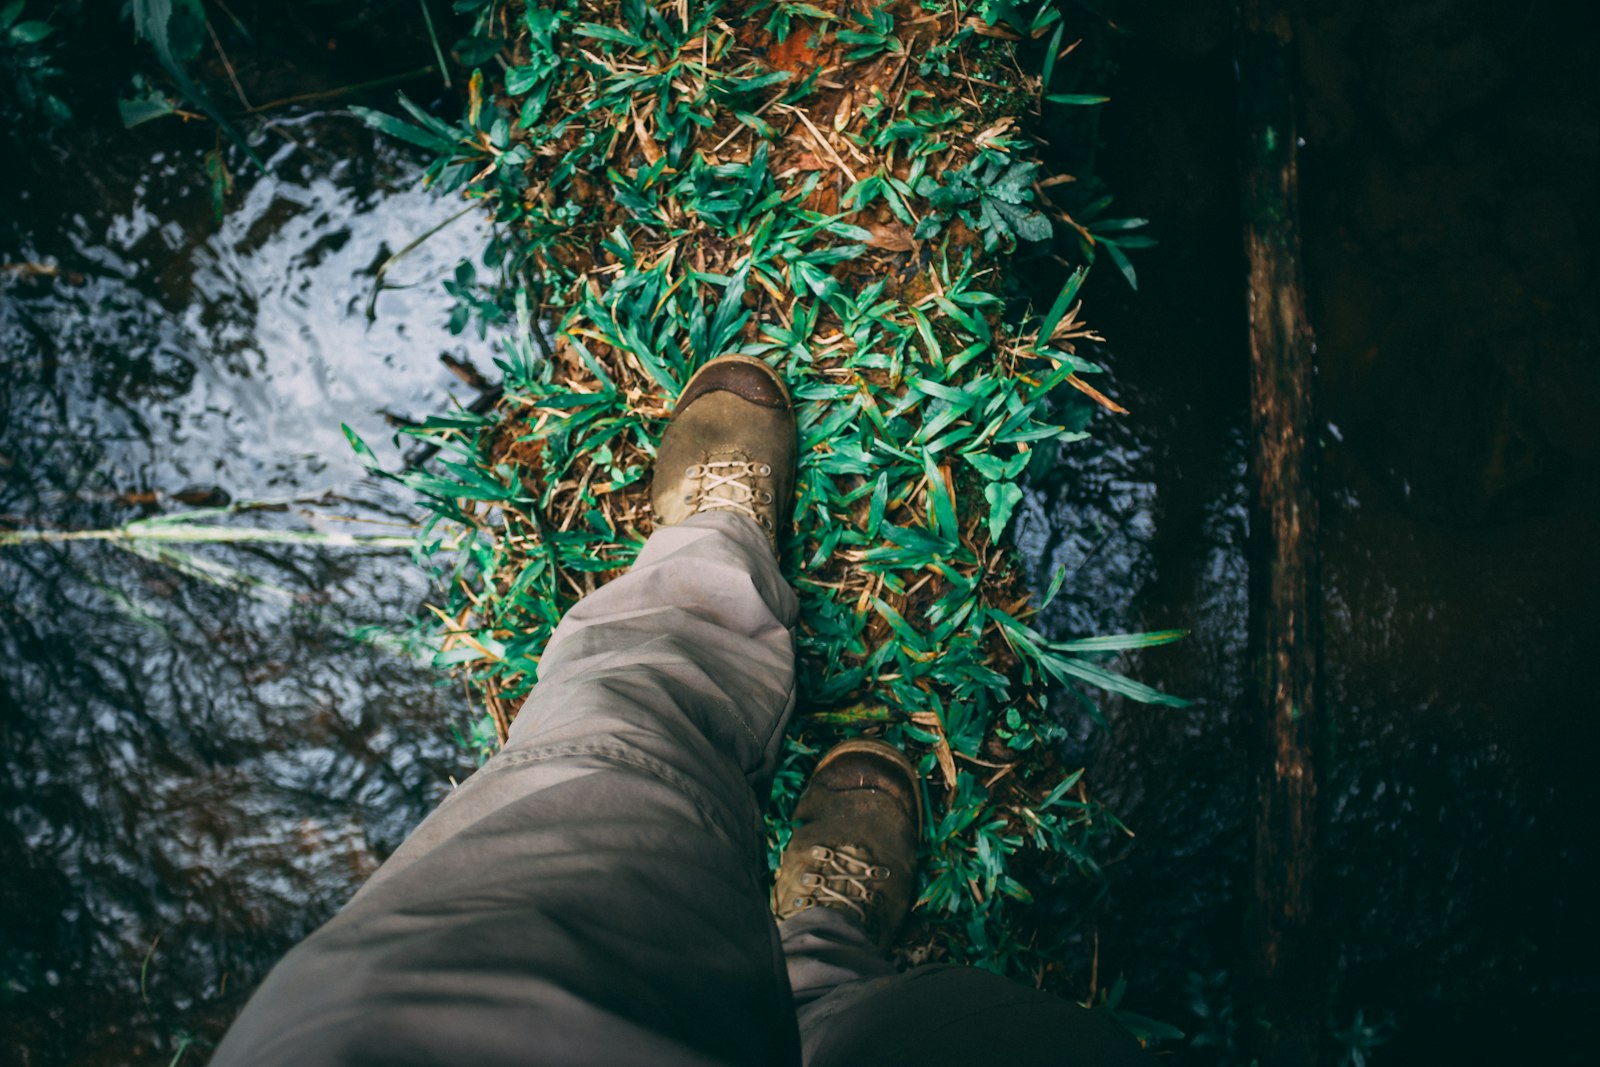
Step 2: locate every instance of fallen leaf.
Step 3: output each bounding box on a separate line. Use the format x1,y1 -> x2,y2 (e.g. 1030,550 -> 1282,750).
632,106 -> 662,164
1067,374 -> 1130,414
867,222 -> 916,251
911,711 -> 959,788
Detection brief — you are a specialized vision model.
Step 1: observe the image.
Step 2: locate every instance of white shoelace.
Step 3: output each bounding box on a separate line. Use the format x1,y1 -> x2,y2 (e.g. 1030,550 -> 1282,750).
795,845 -> 890,922
685,460 -> 773,525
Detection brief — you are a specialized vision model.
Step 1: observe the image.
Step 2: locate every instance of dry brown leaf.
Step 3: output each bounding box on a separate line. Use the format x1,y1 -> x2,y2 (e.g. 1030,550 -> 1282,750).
964,17 -> 1021,40
632,106 -> 662,164
911,711 -> 959,788
833,90 -> 855,131
1067,374 -> 1130,415
866,222 -> 916,251
974,117 -> 1015,148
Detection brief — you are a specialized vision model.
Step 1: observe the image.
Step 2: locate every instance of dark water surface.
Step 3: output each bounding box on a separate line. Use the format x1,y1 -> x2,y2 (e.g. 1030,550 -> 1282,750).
1016,1 -> 1599,1062
1,7 -> 486,1061
4,1 -> 1597,1064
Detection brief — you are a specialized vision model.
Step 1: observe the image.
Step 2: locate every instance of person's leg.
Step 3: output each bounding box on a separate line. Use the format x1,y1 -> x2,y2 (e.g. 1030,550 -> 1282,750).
785,911 -> 1150,1067
212,511 -> 797,1067
781,904 -> 900,1006
216,358 -> 810,1067
773,740 -> 1150,1067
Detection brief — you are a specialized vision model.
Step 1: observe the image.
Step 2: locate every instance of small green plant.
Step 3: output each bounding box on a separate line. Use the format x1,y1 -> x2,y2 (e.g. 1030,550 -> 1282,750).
913,156 -> 1054,250
1185,970 -> 1244,1058
1064,193 -> 1155,289
1331,1007 -> 1397,1067
754,0 -> 836,43
851,88 -> 964,157
126,0 -> 268,173
916,31 -> 968,79
0,0 -> 71,124
106,0 -> 473,221
836,4 -> 902,61
1095,976 -> 1187,1047
443,258 -> 510,338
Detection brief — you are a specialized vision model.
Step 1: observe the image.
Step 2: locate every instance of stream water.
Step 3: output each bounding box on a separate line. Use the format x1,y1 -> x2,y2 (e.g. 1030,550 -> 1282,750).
3,1 -> 1596,1065
1,7 -> 489,1060
1018,2 -> 1599,1062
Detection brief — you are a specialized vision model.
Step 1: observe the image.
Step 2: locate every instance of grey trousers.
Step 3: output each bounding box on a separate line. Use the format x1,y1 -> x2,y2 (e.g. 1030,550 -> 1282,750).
213,513 -> 1148,1066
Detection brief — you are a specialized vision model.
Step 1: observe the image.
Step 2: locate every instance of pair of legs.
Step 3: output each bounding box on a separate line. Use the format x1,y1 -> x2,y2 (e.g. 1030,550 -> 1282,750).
213,360 -> 1145,1065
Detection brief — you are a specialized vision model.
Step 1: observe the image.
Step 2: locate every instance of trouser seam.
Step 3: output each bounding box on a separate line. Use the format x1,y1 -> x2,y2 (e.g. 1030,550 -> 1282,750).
762,650 -> 798,768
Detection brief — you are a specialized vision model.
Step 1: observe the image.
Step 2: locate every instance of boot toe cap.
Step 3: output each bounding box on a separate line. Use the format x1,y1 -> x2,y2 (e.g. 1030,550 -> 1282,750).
677,357 -> 791,411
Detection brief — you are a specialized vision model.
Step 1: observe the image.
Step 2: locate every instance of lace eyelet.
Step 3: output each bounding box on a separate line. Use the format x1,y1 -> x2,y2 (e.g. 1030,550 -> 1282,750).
810,846 -> 832,861
684,464 -> 702,477
801,873 -> 822,887
867,865 -> 890,879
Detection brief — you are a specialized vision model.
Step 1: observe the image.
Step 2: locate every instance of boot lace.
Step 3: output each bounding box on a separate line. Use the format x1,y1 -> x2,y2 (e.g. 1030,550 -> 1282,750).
683,460 -> 773,528
790,845 -> 891,923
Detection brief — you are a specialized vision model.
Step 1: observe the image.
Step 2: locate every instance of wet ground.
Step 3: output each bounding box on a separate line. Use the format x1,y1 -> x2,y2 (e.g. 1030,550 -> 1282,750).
3,0 -> 1597,1063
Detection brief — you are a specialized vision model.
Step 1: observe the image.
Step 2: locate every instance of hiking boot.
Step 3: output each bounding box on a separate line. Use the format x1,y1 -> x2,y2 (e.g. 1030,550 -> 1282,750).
650,355 -> 796,552
773,739 -> 922,950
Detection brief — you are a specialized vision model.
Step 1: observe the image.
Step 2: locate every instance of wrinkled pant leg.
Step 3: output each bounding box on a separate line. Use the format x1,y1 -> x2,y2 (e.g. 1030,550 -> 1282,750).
780,906 -> 898,1007
212,513 -> 800,1067
786,908 -> 1150,1067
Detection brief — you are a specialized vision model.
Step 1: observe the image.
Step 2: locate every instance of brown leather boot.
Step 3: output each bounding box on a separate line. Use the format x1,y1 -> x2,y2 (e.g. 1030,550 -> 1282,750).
773,739 -> 923,950
650,355 -> 796,552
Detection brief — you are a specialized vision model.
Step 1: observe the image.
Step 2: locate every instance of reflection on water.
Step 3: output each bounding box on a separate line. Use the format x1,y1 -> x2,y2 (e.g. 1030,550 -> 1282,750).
1,111 -> 487,1061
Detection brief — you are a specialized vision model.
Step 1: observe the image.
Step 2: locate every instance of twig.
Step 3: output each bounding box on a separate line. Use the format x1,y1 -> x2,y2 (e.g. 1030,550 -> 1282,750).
365,203 -> 479,322
710,88 -> 786,154
0,525 -> 416,548
238,66 -> 439,116
139,933 -> 163,1006
785,104 -> 859,185
206,16 -> 253,110
418,0 -> 452,89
